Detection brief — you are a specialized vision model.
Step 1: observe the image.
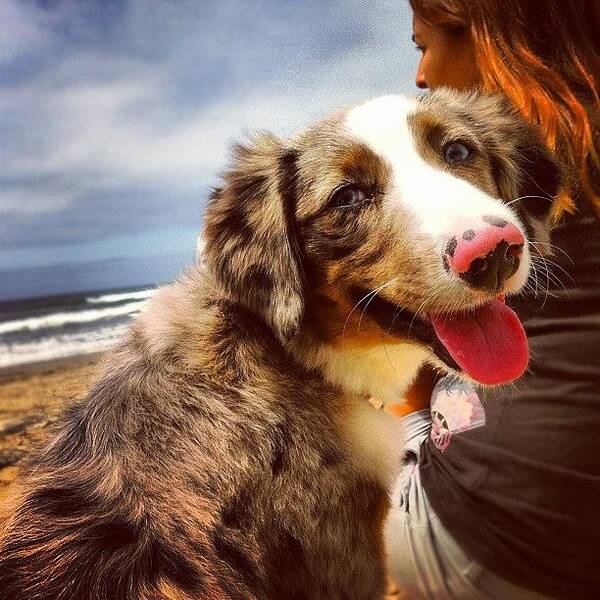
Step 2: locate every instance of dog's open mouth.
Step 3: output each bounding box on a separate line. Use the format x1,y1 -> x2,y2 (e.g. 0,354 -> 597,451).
349,288 -> 528,385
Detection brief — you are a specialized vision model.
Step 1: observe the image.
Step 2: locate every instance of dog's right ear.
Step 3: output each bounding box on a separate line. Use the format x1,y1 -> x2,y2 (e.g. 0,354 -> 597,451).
203,133 -> 305,344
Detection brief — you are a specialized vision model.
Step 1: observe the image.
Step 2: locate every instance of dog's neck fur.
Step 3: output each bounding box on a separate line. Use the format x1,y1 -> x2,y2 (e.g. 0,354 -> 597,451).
292,333 -> 429,408
137,268 -> 410,486
139,267 -> 426,408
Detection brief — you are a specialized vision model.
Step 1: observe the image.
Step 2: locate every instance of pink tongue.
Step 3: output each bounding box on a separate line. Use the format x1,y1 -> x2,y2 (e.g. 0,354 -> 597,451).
429,300 -> 528,385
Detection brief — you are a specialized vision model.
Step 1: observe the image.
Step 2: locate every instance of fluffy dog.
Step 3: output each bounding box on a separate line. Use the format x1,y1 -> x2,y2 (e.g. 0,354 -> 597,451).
0,90 -> 560,599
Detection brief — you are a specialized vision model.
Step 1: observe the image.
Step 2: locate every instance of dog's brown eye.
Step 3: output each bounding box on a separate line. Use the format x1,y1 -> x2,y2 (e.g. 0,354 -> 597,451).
444,141 -> 472,165
329,184 -> 371,209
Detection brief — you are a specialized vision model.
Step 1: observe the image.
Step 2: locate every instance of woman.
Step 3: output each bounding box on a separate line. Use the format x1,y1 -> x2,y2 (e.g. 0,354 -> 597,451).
386,1 -> 600,598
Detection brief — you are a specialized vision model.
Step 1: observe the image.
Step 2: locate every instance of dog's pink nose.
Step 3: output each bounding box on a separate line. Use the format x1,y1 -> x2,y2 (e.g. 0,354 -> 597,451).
444,217 -> 525,292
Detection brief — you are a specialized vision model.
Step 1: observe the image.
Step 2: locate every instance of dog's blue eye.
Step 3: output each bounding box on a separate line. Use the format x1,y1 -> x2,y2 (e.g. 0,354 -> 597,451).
330,185 -> 371,209
444,142 -> 472,165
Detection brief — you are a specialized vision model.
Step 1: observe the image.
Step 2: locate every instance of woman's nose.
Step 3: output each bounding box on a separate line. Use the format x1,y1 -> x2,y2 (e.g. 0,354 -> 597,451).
415,65 -> 427,89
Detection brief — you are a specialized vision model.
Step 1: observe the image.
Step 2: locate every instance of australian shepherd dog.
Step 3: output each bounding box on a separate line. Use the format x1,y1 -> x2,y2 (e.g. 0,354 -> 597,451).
0,89 -> 560,599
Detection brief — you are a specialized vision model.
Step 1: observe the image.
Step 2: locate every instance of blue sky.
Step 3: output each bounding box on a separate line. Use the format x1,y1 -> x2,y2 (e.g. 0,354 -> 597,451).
0,0 -> 418,300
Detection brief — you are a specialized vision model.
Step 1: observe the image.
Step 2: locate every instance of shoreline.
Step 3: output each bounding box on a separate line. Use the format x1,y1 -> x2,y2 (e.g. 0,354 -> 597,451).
0,351 -> 105,384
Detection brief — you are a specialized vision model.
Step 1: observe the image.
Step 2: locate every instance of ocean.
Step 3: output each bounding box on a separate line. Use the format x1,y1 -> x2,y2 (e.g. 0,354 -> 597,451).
0,285 -> 156,371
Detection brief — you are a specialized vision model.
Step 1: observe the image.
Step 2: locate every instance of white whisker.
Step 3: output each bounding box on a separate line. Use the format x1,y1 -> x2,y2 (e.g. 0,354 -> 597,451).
505,194 -> 555,208
342,278 -> 398,339
529,239 -> 574,263
357,278 -> 398,333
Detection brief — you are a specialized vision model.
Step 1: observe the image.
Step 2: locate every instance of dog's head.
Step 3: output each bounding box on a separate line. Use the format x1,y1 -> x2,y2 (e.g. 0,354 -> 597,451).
203,89 -> 562,392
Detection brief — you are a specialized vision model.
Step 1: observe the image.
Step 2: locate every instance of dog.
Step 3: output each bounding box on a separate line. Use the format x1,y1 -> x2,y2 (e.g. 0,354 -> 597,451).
0,89 -> 561,599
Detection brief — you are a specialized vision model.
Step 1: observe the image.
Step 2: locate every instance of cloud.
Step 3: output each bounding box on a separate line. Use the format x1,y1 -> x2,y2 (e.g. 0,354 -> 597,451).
0,2 -> 54,66
0,0 -> 418,261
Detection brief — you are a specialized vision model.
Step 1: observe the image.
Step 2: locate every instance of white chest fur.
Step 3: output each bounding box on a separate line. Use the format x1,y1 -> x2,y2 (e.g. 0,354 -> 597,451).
315,341 -> 430,407
339,396 -> 406,489
302,340 -> 429,488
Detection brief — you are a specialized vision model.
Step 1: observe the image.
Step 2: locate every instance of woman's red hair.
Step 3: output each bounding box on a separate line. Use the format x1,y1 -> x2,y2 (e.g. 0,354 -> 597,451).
410,0 -> 600,219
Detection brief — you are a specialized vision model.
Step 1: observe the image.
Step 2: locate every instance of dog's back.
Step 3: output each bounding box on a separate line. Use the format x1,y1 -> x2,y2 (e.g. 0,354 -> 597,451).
0,270 -> 389,599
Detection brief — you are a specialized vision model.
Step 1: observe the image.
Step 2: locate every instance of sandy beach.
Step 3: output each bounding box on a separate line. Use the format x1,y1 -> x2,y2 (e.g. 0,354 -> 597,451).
0,355 -> 103,501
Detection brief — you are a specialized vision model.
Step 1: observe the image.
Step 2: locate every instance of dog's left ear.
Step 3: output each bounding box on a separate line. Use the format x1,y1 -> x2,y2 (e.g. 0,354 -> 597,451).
485,95 -> 565,224
203,133 -> 305,344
